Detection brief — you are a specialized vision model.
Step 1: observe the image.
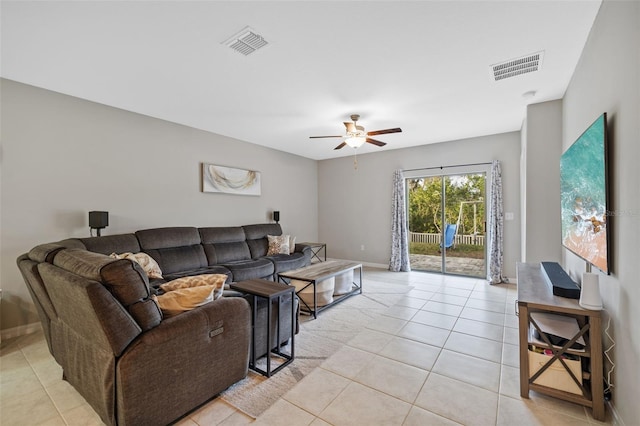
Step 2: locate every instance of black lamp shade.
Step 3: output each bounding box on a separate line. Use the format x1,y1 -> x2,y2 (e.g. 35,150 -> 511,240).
89,211 -> 109,229
273,211 -> 280,223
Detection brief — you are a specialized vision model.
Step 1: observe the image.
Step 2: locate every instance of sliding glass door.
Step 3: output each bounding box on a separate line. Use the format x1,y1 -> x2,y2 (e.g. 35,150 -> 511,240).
407,172 -> 487,277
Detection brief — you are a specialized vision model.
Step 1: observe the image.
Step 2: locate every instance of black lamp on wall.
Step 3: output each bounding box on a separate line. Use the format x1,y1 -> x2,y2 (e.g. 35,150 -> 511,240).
273,210 -> 280,224
89,211 -> 109,237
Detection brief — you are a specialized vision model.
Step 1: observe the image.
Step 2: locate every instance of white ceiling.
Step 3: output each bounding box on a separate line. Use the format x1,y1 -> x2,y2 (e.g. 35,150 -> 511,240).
1,1 -> 602,160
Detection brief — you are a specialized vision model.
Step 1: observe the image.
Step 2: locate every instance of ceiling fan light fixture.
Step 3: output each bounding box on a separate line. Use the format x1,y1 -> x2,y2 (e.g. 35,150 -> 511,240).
345,136 -> 366,148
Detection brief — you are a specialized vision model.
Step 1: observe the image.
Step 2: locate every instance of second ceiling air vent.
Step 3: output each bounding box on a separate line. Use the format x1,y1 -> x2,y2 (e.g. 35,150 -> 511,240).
223,26 -> 268,56
491,51 -> 544,81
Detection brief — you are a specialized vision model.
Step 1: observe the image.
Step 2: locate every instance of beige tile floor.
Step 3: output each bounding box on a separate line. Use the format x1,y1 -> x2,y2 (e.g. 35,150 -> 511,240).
1,269 -> 612,425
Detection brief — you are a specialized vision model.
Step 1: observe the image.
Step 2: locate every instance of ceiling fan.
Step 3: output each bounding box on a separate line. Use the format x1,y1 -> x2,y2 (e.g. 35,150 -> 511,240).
310,114 -> 402,150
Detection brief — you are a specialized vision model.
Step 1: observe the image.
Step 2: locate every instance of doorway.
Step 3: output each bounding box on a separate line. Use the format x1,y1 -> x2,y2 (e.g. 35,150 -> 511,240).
406,172 -> 487,277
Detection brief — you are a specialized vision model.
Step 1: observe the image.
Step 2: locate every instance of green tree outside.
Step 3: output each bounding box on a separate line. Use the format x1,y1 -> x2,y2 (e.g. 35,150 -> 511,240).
407,173 -> 486,237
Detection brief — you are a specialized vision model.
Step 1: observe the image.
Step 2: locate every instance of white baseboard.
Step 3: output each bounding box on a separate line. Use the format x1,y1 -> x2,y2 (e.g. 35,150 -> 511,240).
607,400 -> 625,426
1,322 -> 42,342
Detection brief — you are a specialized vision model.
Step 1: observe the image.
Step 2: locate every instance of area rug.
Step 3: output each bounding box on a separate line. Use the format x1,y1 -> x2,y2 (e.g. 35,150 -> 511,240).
219,273 -> 412,418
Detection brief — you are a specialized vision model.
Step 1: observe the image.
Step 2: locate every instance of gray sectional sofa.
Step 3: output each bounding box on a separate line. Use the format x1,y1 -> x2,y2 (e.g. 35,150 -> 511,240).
17,223 -> 311,426
60,223 -> 311,286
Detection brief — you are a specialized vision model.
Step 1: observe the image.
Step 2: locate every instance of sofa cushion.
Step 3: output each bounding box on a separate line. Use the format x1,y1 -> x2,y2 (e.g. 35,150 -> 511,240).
109,252 -> 163,279
199,227 -> 252,265
136,227 -> 208,275
136,227 -> 201,249
265,252 -> 308,274
162,266 -> 232,282
28,243 -> 66,263
76,234 -> 141,255
212,242 -> 252,263
143,245 -> 208,275
243,223 -> 283,259
221,258 -> 275,282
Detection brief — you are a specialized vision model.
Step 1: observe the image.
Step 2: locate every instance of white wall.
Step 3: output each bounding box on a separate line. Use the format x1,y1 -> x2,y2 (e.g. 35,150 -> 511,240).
0,79 -> 318,331
520,118 -> 528,261
561,1 -> 640,424
521,100 -> 563,263
318,132 -> 521,278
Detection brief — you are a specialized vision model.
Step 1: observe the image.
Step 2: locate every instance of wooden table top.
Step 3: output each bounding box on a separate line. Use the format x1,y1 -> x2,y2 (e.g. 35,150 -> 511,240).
230,279 -> 294,298
278,260 -> 362,282
516,262 -> 601,317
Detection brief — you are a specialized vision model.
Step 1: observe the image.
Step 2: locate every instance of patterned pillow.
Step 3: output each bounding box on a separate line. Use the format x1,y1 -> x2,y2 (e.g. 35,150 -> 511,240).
289,235 -> 296,255
267,234 -> 290,255
110,252 -> 163,279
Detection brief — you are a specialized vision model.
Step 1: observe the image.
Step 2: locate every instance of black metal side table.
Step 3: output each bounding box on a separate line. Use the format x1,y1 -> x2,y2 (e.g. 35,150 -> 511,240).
230,279 -> 295,377
299,242 -> 327,262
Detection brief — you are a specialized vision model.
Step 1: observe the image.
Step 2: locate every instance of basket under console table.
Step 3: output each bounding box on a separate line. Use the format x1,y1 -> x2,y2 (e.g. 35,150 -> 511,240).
516,262 -> 604,421
277,260 -> 362,319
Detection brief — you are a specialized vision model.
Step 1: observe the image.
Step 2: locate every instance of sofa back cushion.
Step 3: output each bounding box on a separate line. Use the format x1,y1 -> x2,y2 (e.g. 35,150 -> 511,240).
52,249 -> 162,333
75,234 -> 141,255
22,244 -> 65,322
243,223 -> 283,259
18,246 -> 65,356
199,227 -> 251,265
136,227 -> 207,274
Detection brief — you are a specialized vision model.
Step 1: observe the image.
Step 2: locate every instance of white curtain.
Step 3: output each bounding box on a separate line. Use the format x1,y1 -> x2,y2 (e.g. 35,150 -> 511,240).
390,170 -> 411,272
487,160 -> 507,284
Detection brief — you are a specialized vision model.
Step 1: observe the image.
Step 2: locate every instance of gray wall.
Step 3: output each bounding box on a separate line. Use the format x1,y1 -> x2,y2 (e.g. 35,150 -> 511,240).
318,132 -> 521,278
521,100 -> 563,263
561,1 -> 639,424
0,79 -> 318,331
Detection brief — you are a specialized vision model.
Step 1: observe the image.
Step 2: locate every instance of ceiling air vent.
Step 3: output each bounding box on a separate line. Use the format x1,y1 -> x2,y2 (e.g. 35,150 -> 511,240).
491,51 -> 544,81
222,26 -> 268,56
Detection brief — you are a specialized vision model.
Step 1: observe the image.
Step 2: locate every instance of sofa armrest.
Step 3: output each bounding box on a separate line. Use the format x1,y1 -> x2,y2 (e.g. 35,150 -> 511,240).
115,297 -> 250,426
294,243 -> 312,263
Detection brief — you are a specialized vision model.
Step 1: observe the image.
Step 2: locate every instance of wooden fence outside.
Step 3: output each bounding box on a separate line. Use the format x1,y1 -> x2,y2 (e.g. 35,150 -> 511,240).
410,232 -> 485,246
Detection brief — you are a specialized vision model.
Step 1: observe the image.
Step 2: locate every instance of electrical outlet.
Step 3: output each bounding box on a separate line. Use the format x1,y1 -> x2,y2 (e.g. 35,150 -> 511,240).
360,245 -> 365,251
505,212 -> 514,221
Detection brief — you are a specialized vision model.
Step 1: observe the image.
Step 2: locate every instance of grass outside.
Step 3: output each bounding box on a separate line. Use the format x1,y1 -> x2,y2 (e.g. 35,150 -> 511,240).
410,242 -> 485,259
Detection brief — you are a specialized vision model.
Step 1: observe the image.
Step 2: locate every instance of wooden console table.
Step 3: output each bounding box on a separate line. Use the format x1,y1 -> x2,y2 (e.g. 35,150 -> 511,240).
516,263 -> 604,421
230,279 -> 295,377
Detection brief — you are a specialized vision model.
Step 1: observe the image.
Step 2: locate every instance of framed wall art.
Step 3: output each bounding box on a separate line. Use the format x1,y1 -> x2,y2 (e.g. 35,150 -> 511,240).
202,163 -> 261,196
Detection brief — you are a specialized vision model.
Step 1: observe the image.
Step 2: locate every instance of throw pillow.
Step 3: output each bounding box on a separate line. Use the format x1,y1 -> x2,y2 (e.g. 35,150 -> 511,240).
155,274 -> 227,317
289,235 -> 296,255
110,252 -> 163,279
154,285 -> 217,318
160,274 -> 226,299
267,234 -> 290,255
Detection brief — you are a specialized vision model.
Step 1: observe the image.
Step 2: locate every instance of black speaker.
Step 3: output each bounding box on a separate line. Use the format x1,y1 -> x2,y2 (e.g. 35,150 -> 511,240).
273,211 -> 280,223
89,211 -> 109,234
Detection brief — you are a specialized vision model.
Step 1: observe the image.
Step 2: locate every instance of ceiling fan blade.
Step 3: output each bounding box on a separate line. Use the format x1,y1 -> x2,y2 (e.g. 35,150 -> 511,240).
334,142 -> 347,150
367,127 -> 402,136
366,137 -> 387,147
344,122 -> 356,133
310,135 -> 343,138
